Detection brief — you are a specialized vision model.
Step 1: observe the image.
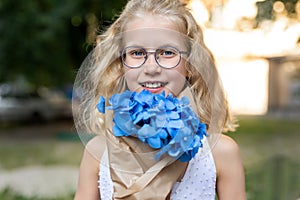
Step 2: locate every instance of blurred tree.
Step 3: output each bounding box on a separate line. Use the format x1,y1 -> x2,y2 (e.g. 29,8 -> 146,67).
0,0 -> 125,88
256,0 -> 300,25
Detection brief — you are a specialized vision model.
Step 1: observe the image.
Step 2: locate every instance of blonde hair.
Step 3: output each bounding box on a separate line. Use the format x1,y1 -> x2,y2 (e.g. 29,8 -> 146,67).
73,0 -> 235,138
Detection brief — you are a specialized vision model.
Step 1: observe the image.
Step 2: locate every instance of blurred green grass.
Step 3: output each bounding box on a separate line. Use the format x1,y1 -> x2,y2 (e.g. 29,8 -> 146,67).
0,140 -> 83,169
230,116 -> 300,200
229,116 -> 300,166
0,116 -> 299,199
232,116 -> 300,136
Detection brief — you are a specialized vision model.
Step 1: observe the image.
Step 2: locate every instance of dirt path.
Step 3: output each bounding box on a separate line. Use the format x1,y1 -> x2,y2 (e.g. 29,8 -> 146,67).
0,165 -> 78,198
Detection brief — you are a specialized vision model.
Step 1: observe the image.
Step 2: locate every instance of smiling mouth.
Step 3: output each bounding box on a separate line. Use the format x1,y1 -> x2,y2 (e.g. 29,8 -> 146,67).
140,82 -> 167,89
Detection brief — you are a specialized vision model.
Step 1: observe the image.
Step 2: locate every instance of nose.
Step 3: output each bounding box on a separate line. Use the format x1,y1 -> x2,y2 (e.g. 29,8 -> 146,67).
143,52 -> 162,74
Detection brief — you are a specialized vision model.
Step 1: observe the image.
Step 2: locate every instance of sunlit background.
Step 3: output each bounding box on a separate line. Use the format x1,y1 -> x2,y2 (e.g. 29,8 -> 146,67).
189,0 -> 300,115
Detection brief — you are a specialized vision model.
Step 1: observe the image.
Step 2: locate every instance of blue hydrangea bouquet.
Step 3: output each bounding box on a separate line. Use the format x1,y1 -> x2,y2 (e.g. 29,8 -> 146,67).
97,90 -> 207,162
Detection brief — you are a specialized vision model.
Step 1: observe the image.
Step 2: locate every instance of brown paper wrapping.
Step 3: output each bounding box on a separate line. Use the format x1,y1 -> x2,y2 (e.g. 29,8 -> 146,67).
103,87 -> 200,199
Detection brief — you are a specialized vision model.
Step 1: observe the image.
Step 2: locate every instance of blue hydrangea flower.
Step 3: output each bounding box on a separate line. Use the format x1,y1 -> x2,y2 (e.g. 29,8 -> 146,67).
96,90 -> 207,162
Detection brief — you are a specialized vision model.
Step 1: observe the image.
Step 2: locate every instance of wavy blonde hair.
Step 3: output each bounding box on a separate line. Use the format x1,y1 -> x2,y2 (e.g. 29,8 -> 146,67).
73,0 -> 235,140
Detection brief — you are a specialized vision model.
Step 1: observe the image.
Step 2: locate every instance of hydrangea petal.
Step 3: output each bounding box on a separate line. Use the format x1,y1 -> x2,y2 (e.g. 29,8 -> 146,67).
113,124 -> 128,137
167,111 -> 180,119
147,137 -> 162,149
114,113 -> 135,133
157,100 -> 165,110
134,90 -> 153,106
168,146 -> 181,157
168,119 -> 184,129
180,96 -> 190,105
109,91 -> 132,110
96,96 -> 106,114
137,124 -> 156,138
158,129 -> 168,139
164,99 -> 176,110
155,114 -> 167,128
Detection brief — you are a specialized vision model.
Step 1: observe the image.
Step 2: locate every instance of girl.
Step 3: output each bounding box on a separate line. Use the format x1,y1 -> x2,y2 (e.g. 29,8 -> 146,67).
73,0 -> 246,199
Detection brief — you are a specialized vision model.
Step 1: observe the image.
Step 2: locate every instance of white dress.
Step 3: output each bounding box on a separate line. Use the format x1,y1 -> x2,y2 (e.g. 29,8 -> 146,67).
98,138 -> 216,200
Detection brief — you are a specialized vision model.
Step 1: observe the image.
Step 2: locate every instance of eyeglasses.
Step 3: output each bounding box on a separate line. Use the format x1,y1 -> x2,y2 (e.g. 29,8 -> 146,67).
121,46 -> 188,69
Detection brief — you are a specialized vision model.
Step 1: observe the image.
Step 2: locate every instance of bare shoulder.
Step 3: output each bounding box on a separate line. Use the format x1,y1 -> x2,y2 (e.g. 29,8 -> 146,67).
212,134 -> 241,158
211,134 -> 247,200
74,135 -> 107,200
211,134 -> 243,175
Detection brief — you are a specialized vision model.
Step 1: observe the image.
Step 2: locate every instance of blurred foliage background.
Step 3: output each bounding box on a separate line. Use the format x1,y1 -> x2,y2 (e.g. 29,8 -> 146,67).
0,0 -> 126,87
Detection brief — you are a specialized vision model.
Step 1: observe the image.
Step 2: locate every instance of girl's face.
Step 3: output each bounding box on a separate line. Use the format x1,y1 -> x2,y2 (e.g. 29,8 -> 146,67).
121,15 -> 188,96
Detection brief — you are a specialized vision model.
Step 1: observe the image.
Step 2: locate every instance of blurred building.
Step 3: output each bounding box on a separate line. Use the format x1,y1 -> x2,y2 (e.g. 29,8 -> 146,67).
267,55 -> 300,115
188,0 -> 300,116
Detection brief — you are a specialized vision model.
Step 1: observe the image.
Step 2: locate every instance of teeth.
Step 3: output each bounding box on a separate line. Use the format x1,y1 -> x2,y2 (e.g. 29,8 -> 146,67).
143,82 -> 163,88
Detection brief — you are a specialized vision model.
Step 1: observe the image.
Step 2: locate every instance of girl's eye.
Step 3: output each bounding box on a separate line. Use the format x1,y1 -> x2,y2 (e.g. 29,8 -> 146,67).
159,48 -> 177,58
163,51 -> 174,56
129,49 -> 146,58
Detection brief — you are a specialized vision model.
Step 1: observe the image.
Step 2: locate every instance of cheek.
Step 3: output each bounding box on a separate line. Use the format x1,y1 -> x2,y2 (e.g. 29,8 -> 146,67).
177,61 -> 188,77
166,69 -> 187,96
177,68 -> 187,78
123,68 -> 140,91
171,65 -> 187,83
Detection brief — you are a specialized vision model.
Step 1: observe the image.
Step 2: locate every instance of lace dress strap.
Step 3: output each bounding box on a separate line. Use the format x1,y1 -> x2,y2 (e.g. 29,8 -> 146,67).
98,148 -> 113,200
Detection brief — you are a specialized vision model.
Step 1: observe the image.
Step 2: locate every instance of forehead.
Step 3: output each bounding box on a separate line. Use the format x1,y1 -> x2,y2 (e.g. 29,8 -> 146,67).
121,16 -> 187,48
